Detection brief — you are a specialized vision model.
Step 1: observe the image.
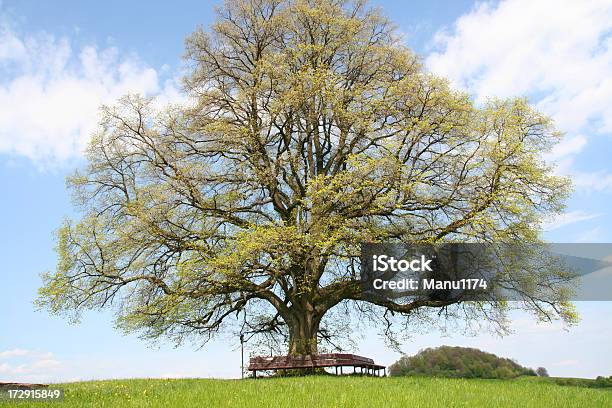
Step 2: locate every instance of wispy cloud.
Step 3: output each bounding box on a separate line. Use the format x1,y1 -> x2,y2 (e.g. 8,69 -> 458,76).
0,19 -> 182,166
0,349 -> 31,359
426,0 -> 612,191
0,349 -> 61,383
572,171 -> 612,192
543,210 -> 600,231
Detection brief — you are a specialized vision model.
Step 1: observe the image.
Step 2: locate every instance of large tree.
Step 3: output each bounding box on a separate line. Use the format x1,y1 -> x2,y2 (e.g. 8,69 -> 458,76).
38,0 -> 576,357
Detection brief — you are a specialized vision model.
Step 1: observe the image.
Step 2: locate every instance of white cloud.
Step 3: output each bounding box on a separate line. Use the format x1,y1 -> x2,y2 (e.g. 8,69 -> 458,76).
572,171 -> 612,192
0,349 -> 30,359
0,349 -> 61,383
0,21 -> 182,165
427,0 -> 612,126
543,210 -> 600,231
543,135 -> 587,163
426,0 -> 612,190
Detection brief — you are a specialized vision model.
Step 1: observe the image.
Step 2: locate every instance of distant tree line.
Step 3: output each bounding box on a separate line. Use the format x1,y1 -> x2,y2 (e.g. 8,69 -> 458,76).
555,376 -> 612,389
389,346 -> 537,379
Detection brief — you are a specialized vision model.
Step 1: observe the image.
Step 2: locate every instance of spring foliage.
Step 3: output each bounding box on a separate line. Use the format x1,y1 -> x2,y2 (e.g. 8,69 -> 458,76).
37,0 -> 575,355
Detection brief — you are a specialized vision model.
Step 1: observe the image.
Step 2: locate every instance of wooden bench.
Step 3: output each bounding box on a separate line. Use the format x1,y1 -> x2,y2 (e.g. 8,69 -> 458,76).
248,353 -> 386,378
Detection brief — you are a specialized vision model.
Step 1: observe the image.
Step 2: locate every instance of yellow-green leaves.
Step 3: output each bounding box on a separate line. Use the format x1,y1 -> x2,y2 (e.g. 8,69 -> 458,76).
38,0 -> 577,349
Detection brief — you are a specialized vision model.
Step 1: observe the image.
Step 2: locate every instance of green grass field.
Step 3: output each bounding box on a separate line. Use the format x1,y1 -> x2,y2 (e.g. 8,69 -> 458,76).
5,376 -> 612,407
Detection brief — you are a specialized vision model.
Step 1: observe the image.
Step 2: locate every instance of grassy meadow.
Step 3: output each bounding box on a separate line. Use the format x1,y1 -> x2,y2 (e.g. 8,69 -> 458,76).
5,376 -> 612,407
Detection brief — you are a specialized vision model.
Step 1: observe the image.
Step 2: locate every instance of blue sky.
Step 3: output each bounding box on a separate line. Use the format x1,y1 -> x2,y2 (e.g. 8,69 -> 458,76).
1,0 -> 612,382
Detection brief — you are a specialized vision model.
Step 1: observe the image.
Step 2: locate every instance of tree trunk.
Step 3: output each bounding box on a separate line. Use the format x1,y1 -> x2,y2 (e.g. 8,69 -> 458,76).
287,309 -> 320,356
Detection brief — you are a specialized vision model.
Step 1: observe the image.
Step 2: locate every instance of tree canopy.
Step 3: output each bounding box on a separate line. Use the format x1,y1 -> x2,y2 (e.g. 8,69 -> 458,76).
37,0 -> 576,356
